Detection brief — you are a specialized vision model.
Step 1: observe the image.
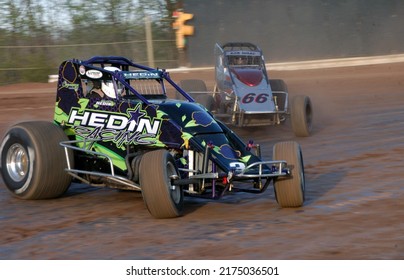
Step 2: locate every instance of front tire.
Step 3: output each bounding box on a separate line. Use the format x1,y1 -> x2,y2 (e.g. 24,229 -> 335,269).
140,149 -> 183,218
291,95 -> 313,137
272,141 -> 305,207
0,121 -> 73,199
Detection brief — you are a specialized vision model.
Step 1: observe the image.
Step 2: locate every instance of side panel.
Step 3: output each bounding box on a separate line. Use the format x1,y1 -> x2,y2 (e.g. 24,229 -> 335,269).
54,61 -> 82,117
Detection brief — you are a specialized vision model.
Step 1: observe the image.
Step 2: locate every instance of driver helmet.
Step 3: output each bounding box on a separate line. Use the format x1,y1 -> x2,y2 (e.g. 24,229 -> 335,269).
234,56 -> 246,65
102,66 -> 122,98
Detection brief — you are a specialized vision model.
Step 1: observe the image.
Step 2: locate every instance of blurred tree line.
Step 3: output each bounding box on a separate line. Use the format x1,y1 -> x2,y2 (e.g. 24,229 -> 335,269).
0,0 -> 183,85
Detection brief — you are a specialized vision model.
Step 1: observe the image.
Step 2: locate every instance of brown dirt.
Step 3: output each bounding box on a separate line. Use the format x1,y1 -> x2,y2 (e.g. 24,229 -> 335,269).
1,63 -> 404,259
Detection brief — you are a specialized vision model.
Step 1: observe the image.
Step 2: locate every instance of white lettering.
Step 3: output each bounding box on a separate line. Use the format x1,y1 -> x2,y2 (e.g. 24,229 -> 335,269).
68,110 -> 90,125
88,113 -> 107,127
127,120 -> 138,132
107,115 -> 128,130
68,109 -> 161,137
136,119 -> 161,134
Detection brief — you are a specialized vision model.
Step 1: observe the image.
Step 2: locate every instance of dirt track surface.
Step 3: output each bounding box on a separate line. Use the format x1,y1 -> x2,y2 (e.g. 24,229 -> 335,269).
1,63 -> 404,260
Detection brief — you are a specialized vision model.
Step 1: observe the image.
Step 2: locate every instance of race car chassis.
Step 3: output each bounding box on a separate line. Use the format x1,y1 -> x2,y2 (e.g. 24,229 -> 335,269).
60,137 -> 291,199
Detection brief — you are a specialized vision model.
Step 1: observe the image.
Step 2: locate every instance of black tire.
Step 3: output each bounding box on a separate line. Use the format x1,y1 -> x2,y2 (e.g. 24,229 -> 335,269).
195,94 -> 214,111
270,79 -> 288,111
178,79 -> 207,100
290,95 -> 313,137
272,141 -> 305,207
269,79 -> 288,92
179,79 -> 207,93
0,121 -> 73,199
140,149 -> 183,218
130,154 -> 143,184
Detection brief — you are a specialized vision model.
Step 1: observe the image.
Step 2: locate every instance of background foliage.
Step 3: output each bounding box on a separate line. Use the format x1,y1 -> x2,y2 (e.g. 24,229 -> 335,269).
0,0 -> 182,85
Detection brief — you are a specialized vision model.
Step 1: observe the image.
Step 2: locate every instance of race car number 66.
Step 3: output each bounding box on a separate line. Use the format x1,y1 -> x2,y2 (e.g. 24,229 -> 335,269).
241,93 -> 270,103
219,266 -> 279,276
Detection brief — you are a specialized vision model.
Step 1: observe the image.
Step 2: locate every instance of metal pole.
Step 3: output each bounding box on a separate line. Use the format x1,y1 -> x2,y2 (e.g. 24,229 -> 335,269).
145,15 -> 155,68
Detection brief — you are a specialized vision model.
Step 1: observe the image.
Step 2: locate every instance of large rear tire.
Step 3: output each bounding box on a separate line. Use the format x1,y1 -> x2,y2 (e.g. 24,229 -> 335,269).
179,79 -> 214,111
179,79 -> 207,94
195,94 -> 214,111
140,149 -> 183,218
270,79 -> 288,111
0,121 -> 73,199
291,95 -> 313,137
177,79 -> 207,100
272,141 -> 305,207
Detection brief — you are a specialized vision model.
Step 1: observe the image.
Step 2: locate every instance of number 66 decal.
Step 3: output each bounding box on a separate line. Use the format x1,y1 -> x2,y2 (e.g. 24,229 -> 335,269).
241,93 -> 269,104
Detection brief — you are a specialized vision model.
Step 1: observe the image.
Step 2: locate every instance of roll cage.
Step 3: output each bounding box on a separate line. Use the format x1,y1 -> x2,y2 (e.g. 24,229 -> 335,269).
74,56 -> 196,104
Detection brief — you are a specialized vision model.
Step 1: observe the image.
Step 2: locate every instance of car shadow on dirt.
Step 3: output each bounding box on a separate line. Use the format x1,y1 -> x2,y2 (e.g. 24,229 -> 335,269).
304,168 -> 347,206
62,183 -> 106,197
62,183 -> 210,217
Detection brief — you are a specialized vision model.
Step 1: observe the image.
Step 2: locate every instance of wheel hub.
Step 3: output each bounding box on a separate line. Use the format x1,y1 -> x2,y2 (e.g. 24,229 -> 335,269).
167,162 -> 181,204
6,143 -> 29,182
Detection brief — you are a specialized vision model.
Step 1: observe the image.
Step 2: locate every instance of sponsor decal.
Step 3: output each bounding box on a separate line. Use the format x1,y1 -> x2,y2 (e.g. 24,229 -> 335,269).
62,80 -> 79,90
79,65 -> 86,75
123,71 -> 161,80
227,50 -> 260,56
94,100 -> 115,107
86,69 -> 103,79
123,71 -> 161,79
67,106 -> 161,147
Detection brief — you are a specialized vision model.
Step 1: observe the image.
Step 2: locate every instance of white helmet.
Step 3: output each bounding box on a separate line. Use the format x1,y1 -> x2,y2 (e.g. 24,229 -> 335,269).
102,66 -> 122,98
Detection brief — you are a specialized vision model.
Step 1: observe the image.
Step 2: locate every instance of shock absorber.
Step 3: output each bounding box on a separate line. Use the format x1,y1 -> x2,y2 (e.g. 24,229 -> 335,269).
201,141 -> 214,191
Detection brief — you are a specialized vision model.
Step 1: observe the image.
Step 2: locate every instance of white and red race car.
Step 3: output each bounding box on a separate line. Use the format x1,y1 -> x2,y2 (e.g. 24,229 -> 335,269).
180,42 -> 313,137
